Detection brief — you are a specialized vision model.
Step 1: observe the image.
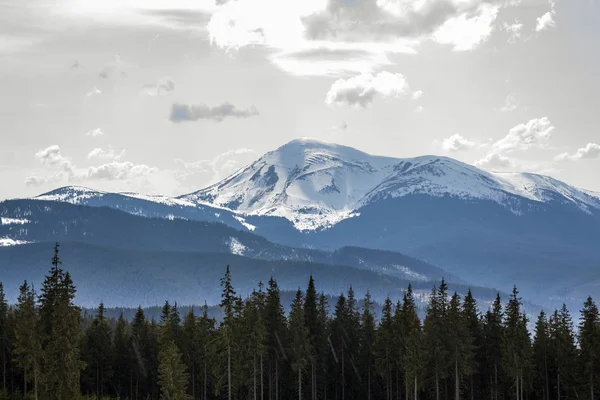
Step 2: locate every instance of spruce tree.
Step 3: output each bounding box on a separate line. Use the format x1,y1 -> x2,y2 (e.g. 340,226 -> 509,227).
13,281 -> 40,400
402,285 -> 425,400
38,244 -> 84,400
0,283 -> 7,394
579,297 -> 600,400
483,293 -> 504,400
82,302 -> 113,397
264,277 -> 287,400
158,340 -> 192,400
360,291 -> 377,400
289,289 -> 311,400
462,290 -> 481,400
374,297 -> 394,400
550,304 -> 578,399
532,311 -> 550,400
112,312 -> 131,399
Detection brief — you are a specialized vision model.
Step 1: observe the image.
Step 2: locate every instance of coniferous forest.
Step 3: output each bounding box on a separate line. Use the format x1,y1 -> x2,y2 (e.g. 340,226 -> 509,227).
1,244 -> 599,400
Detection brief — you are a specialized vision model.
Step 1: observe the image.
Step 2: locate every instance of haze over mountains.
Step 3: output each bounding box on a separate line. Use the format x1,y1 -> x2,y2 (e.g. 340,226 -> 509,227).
2,138 -> 599,308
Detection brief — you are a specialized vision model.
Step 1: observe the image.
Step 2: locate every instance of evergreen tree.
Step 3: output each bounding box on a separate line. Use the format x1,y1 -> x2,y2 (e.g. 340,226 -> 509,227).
462,290 -> 482,400
263,277 -> 287,400
13,281 -> 40,399
374,297 -> 394,400
82,302 -> 113,397
288,289 -> 311,400
532,311 -> 550,400
402,285 -> 425,400
502,286 -> 530,400
483,293 -> 504,400
448,292 -> 475,400
38,244 -> 84,400
550,304 -> 578,399
0,283 -> 7,393
579,297 -> 600,400
158,340 -> 192,400
424,281 -> 450,400
112,312 -> 131,399
360,291 -> 377,400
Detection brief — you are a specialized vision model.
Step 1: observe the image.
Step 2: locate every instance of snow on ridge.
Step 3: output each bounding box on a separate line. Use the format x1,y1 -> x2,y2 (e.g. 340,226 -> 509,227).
1,217 -> 30,225
0,237 -> 31,247
233,215 -> 256,231
183,139 -> 600,231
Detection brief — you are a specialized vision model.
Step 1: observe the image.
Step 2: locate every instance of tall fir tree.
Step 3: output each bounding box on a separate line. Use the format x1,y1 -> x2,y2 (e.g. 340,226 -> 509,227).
288,289 -> 311,400
579,297 -> 600,400
13,281 -> 40,400
38,244 -> 84,400
532,311 -> 550,400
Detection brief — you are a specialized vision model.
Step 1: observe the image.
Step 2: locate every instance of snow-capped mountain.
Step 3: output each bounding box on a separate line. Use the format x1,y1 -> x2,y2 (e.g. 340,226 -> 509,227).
183,138 -> 600,230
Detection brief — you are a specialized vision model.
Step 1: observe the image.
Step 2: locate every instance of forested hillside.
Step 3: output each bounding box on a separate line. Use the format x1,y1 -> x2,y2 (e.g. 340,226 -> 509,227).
0,244 -> 598,400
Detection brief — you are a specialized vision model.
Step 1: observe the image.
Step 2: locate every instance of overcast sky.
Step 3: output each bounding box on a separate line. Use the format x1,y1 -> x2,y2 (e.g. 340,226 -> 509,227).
1,0 -> 599,199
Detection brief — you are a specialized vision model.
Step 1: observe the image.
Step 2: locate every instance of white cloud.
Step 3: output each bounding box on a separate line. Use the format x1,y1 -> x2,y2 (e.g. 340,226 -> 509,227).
490,117 -> 555,154
140,78 -> 175,96
75,162 -> 157,181
85,87 -> 102,97
175,148 -> 258,186
35,145 -> 74,172
412,90 -> 424,100
431,4 -> 499,51
555,143 -> 600,161
27,145 -> 157,186
207,0 -> 525,76
536,1 -> 556,32
86,128 -> 105,137
503,20 -> 523,43
87,146 -> 127,160
170,102 -> 259,122
474,153 -> 514,170
325,71 -> 412,107
441,134 -> 476,152
500,93 -> 519,112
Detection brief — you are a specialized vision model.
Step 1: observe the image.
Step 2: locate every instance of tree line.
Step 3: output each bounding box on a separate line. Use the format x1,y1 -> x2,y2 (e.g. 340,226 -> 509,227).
0,244 -> 599,400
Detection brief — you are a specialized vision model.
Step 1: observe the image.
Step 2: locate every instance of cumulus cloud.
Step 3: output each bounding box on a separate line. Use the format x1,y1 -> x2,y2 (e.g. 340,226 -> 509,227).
75,162 -> 156,181
26,145 -> 157,187
85,87 -> 102,97
431,3 -> 499,51
169,102 -> 259,123
175,148 -> 258,186
87,146 -> 126,160
35,145 -> 74,172
555,143 -> 600,161
490,117 -> 554,154
412,90 -> 424,100
140,78 -> 175,96
536,0 -> 556,32
207,0 -> 526,76
474,153 -> 514,170
325,71 -> 412,107
441,134 -> 476,152
503,20 -> 523,43
86,128 -> 104,137
500,93 -> 519,112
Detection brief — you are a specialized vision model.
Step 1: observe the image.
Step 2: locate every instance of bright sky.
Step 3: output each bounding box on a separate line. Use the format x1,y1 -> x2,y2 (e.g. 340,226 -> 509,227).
1,0 -> 599,199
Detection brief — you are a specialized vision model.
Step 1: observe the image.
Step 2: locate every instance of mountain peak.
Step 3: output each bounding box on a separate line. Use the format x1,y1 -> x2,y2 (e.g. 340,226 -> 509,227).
183,140 -> 600,230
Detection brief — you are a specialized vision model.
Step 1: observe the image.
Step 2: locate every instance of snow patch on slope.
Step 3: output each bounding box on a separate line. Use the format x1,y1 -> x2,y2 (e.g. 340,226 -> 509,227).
228,237 -> 247,256
1,218 -> 30,225
0,237 -> 31,247
184,138 -> 600,231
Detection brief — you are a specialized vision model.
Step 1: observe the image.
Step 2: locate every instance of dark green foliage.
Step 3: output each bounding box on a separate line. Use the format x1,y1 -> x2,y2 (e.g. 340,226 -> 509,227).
0,243 -> 593,400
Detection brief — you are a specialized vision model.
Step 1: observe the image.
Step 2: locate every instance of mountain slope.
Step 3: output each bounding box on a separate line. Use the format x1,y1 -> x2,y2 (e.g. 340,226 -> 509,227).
0,199 -> 457,283
182,138 -> 600,230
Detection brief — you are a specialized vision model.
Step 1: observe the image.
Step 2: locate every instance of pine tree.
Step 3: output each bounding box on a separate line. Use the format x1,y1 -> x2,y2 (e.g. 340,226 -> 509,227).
448,292 -> 475,400
502,286 -> 530,400
374,297 -> 394,400
0,282 -> 8,393
483,293 -> 504,400
360,291 -> 377,400
264,277 -> 287,400
532,311 -> 550,400
82,302 -> 113,397
424,281 -> 450,400
13,281 -> 41,400
38,244 -> 84,400
158,340 -> 192,400
579,297 -> 600,400
462,290 -> 481,400
289,289 -> 311,400
303,276 -> 320,400
550,304 -> 578,399
402,285 -> 425,400
112,312 -> 131,399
